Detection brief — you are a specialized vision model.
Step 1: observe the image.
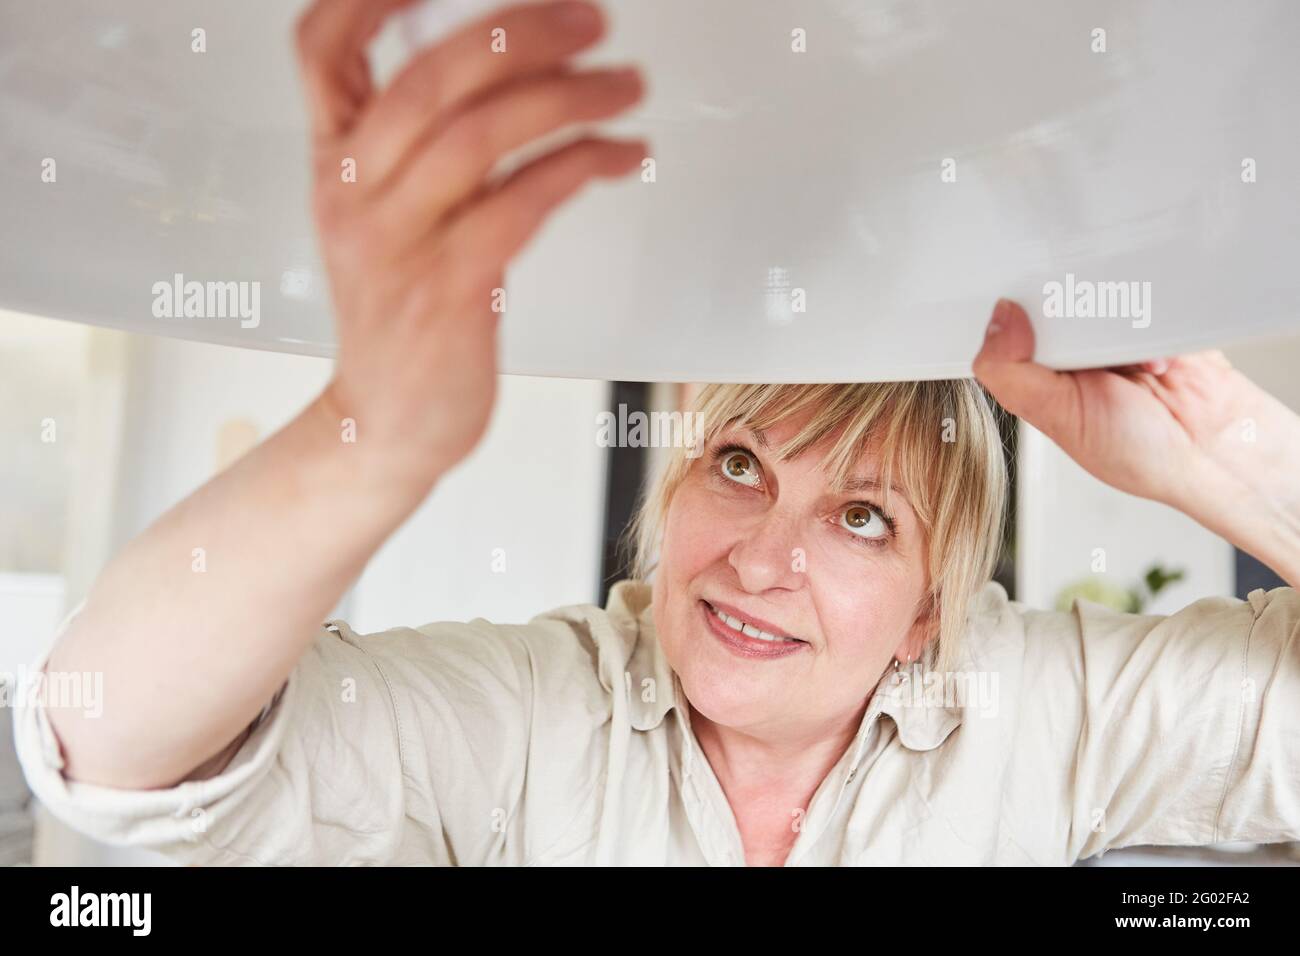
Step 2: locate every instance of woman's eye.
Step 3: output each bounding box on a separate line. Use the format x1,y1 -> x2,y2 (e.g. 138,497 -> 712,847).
719,451 -> 761,487
841,504 -> 889,541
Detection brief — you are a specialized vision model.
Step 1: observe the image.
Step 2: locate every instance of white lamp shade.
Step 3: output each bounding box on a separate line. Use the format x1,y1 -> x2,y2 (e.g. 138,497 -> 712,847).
1,0 -> 1296,381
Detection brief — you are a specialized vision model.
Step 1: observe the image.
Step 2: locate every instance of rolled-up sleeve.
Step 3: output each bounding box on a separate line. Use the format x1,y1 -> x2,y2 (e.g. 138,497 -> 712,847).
12,609 -> 544,865
1051,586 -> 1300,860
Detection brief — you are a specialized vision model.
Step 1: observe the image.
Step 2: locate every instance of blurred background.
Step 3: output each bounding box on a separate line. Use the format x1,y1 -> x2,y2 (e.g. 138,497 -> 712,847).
1,310 -> 1297,866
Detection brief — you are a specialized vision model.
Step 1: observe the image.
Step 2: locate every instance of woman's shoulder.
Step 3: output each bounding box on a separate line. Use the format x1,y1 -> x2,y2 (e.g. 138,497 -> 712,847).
311,579 -> 659,716
964,578 -> 1297,669
960,578 -> 1124,672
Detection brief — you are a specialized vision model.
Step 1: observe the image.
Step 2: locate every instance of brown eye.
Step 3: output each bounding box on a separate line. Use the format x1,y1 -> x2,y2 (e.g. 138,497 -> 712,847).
842,505 -> 888,540
720,452 -> 760,487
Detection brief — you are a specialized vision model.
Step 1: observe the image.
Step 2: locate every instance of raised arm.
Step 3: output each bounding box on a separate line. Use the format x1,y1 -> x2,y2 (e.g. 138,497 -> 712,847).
43,0 -> 645,790
973,298 -> 1300,589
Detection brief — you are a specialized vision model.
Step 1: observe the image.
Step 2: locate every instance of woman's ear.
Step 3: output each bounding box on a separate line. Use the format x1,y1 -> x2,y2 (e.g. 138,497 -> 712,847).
895,595 -> 939,663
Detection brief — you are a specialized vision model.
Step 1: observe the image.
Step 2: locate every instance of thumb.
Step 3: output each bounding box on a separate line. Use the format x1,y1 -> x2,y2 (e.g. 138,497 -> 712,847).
972,298 -> 1072,419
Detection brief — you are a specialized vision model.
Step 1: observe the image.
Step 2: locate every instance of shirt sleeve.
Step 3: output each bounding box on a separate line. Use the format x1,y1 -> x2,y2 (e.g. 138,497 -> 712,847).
12,608 -> 544,866
1034,585 -> 1300,860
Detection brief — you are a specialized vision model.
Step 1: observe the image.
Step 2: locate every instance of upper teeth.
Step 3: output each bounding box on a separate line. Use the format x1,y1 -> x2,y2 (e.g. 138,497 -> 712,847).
708,602 -> 801,643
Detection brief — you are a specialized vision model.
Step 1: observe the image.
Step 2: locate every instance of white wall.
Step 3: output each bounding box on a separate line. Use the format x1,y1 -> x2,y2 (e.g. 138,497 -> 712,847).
350,373 -> 610,632
1016,421 -> 1234,613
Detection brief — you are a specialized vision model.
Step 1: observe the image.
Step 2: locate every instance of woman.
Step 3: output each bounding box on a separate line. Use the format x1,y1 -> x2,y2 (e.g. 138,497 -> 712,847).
15,0 -> 1300,865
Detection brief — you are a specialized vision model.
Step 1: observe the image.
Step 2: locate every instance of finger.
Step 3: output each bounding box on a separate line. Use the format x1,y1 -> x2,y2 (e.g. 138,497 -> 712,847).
971,298 -> 1079,423
437,136 -> 646,294
351,0 -> 608,190
295,0 -> 422,142
376,65 -> 644,247
1117,350 -> 1232,380
1111,358 -> 1169,377
1178,349 -> 1234,370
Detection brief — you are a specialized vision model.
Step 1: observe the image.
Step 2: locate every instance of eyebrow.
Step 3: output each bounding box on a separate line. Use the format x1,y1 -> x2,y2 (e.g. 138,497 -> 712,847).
729,427 -> 908,500
840,475 -> 898,494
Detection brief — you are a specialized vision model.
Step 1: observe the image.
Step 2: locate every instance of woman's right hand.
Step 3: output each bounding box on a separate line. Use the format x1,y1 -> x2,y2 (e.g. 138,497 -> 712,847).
300,0 -> 646,483
36,0 -> 644,791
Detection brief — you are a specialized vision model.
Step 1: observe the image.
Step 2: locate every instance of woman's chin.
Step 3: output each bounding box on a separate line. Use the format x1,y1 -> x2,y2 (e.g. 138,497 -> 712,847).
661,603 -> 806,727
675,660 -> 786,729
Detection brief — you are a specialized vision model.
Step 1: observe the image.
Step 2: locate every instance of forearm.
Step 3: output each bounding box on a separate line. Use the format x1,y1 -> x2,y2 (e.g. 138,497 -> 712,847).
46,384 -> 440,789
1171,376 -> 1300,589
1191,469 -> 1300,590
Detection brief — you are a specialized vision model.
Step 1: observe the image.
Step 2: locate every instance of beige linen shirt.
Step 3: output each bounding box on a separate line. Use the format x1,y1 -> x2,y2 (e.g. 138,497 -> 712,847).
13,579 -> 1300,865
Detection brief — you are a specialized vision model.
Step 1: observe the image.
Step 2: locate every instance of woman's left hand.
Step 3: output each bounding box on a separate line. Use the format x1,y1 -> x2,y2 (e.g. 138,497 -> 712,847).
972,298 -> 1300,589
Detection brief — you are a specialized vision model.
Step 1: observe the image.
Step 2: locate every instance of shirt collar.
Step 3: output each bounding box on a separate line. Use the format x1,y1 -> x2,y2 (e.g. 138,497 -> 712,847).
603,579 -> 678,732
873,660 -> 964,751
604,579 -> 965,751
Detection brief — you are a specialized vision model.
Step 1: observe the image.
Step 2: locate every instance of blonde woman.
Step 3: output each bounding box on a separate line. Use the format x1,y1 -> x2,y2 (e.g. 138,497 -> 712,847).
16,0 -> 1300,866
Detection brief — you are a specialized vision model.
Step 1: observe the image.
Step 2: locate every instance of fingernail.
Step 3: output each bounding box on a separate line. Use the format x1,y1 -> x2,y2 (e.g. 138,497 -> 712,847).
609,66 -> 643,92
619,139 -> 647,162
978,298 -> 1032,363
985,298 -> 1012,340
555,0 -> 600,32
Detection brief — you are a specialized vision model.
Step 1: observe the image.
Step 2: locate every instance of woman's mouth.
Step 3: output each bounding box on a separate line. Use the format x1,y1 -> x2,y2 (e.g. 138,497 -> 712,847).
699,599 -> 809,660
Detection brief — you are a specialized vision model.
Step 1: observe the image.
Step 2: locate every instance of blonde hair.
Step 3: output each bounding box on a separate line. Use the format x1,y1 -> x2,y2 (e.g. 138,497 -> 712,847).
619,382 -> 1008,676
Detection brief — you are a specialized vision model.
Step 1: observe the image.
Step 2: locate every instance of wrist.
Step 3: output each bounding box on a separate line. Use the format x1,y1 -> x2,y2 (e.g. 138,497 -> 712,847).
1168,419 -> 1300,590
303,383 -> 447,521
1239,477 -> 1300,589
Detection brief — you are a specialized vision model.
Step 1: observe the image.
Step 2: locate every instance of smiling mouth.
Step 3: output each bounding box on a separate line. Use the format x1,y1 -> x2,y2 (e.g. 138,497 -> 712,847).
701,599 -> 807,645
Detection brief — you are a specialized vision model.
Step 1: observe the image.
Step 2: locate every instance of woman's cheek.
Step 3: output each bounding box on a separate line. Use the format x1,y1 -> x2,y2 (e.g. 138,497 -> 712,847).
673,489 -> 737,562
814,571 -> 918,646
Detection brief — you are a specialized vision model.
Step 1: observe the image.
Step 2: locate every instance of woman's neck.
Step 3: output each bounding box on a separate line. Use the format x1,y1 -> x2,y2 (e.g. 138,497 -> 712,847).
688,699 -> 868,863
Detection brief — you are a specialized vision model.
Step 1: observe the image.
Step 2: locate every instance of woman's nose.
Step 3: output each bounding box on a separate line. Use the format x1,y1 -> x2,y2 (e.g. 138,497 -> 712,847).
727,511 -> 807,593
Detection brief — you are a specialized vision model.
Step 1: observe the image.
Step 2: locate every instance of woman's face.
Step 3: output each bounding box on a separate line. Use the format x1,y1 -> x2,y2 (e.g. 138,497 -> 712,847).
652,408 -> 934,742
